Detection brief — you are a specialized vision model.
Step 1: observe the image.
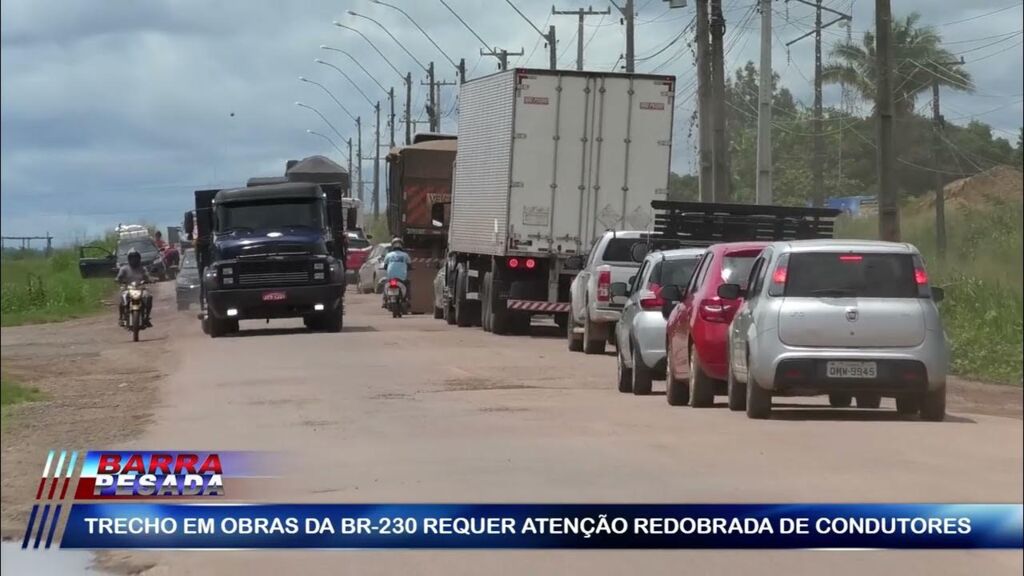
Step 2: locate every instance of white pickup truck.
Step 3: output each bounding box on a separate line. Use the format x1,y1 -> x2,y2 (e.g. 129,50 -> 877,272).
568,230 -> 650,354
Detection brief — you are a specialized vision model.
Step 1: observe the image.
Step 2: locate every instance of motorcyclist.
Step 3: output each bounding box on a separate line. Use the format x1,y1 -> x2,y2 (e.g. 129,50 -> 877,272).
116,248 -> 154,327
381,238 -> 412,309
154,230 -> 168,252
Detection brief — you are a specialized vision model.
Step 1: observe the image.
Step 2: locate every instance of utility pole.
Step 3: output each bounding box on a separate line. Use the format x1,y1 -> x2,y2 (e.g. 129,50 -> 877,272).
480,47 -> 524,71
356,116 -> 364,203
346,137 -> 353,189
786,0 -> 851,207
388,87 -> 396,148
458,58 -> 466,83
611,0 -> 636,72
374,101 -> 381,219
696,0 -> 714,201
405,72 -> 412,144
756,0 -> 773,205
553,6 -> 612,71
931,57 -> 965,260
710,0 -> 731,202
427,62 -> 437,132
548,25 -> 558,70
875,0 -> 898,241
422,73 -> 457,133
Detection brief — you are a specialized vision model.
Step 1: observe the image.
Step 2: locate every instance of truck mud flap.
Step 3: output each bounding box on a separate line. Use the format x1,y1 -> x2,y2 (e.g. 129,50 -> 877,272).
506,300 -> 571,313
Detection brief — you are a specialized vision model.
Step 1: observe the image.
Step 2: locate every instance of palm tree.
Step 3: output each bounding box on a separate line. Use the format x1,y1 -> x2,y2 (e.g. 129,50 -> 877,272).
822,13 -> 973,117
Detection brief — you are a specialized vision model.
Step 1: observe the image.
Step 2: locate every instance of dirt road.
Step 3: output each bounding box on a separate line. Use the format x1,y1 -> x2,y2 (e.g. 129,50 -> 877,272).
4,285 -> 1023,574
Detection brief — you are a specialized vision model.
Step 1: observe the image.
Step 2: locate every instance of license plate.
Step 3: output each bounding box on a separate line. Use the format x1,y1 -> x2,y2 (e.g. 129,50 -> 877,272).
262,291 -> 287,302
827,361 -> 877,379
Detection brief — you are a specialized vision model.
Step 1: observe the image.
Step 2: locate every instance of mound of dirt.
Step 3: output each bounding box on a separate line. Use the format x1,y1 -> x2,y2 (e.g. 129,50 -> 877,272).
921,165 -> 1023,210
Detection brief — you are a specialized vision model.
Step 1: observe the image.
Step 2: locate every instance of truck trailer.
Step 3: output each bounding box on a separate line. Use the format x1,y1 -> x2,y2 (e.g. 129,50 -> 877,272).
440,68 -> 676,334
386,134 -> 457,314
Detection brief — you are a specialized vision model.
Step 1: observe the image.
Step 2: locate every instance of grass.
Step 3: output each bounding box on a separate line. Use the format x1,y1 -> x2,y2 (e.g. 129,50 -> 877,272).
1,376 -> 43,408
837,198 -> 1023,384
1,250 -> 117,327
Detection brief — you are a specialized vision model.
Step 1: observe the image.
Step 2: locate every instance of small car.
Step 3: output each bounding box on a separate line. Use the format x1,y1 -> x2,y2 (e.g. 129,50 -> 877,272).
175,248 -> 200,311
345,232 -> 373,285
116,236 -> 166,280
612,248 -> 703,395
662,242 -> 767,407
356,243 -> 389,293
725,240 -> 949,420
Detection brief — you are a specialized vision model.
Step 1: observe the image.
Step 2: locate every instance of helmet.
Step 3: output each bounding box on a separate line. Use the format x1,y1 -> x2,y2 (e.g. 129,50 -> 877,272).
127,248 -> 142,268
390,237 -> 404,250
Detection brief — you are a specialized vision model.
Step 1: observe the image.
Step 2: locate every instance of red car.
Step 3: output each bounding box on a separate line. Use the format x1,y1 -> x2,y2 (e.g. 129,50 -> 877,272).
345,232 -> 373,285
663,242 -> 767,407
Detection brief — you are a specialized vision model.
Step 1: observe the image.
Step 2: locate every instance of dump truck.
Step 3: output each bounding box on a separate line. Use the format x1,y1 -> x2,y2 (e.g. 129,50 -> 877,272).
439,68 -> 676,334
385,133 -> 457,314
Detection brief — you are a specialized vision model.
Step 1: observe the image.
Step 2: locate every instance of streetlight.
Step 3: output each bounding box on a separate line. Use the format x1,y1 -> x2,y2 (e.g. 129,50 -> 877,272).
320,45 -> 388,94
370,0 -> 463,82
299,76 -> 357,123
346,10 -> 427,72
321,45 -> 397,152
314,59 -> 375,109
296,101 -> 364,203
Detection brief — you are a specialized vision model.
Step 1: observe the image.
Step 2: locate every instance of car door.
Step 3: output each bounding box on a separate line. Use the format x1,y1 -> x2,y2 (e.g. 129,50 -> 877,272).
571,236 -> 603,323
670,251 -> 712,379
617,257 -> 651,358
731,251 -> 769,378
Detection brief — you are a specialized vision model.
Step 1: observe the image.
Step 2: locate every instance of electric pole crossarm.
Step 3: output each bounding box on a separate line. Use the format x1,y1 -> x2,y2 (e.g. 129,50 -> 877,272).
790,0 -> 852,19
785,15 -> 849,46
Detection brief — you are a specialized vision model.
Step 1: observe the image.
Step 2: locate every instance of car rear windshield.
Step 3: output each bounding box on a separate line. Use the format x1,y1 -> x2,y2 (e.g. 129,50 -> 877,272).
601,237 -> 647,264
651,258 -> 700,288
347,236 -> 370,249
785,252 -> 918,298
720,253 -> 758,285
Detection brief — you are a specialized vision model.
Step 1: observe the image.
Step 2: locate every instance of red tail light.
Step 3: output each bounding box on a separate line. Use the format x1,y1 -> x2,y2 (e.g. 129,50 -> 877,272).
772,267 -> 788,284
596,266 -> 611,302
639,283 -> 664,310
525,258 -> 536,269
699,296 -> 735,323
508,257 -> 520,269
839,254 -> 863,261
914,267 -> 928,285
388,278 -> 399,288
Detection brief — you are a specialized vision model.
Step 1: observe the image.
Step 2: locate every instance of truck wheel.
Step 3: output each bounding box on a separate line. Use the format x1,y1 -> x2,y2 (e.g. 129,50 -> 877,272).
553,314 -> 569,337
481,272 -> 493,332
727,361 -> 746,412
433,306 -> 444,319
919,386 -> 946,422
688,346 -> 715,408
631,345 -> 653,396
208,317 -> 226,338
567,320 -> 583,352
746,376 -> 772,419
454,267 -> 472,327
855,394 -> 881,409
665,347 -> 689,406
582,317 -> 605,355
829,393 -> 853,407
324,310 -> 343,333
616,346 -> 632,393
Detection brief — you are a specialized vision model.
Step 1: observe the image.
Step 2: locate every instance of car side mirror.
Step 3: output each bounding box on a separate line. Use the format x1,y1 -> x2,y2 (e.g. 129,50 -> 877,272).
610,282 -> 628,298
366,234 -> 373,240
931,286 -> 944,303
564,255 -> 584,269
717,283 -> 744,300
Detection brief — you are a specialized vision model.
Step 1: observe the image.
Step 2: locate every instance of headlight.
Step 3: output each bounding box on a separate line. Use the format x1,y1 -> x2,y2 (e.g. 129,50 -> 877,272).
313,272 -> 325,280
221,266 -> 234,275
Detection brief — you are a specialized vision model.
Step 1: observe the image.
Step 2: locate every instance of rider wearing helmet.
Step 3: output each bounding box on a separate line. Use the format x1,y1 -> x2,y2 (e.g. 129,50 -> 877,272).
381,237 -> 412,308
116,248 -> 154,327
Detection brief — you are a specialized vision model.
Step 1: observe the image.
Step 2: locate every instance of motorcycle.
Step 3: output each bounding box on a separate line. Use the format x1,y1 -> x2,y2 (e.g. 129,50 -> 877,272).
384,278 -> 409,318
121,281 -> 149,342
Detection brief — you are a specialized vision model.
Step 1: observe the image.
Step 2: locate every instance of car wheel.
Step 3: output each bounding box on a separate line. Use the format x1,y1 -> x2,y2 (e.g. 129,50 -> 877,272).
855,394 -> 882,409
616,347 -> 633,393
895,395 -> 919,415
829,393 -> 853,408
746,376 -> 772,419
689,345 -> 715,408
433,306 -> 444,319
631,345 -> 653,396
582,317 -> 605,355
919,386 -> 946,422
726,361 -> 746,412
665,347 -> 690,406
567,319 -> 584,352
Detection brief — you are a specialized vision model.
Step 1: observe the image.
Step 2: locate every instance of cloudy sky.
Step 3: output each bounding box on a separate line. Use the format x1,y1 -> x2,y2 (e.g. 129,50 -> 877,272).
2,0 -> 1021,242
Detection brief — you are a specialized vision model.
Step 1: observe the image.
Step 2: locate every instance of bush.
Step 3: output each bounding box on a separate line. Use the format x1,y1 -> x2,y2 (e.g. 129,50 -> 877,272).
1,250 -> 115,326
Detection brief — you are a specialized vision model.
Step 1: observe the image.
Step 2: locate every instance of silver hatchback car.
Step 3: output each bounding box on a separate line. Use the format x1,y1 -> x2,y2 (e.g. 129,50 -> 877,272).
724,240 -> 949,421
612,248 -> 703,395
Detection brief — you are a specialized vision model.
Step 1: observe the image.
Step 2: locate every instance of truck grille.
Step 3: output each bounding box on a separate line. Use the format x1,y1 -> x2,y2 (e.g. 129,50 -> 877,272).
238,272 -> 310,286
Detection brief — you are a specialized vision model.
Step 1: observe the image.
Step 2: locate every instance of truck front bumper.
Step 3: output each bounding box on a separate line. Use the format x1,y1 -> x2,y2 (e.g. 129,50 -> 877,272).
206,283 -> 344,320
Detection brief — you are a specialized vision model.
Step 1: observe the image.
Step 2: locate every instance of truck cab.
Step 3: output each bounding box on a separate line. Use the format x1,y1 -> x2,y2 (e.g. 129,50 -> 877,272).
188,182 -> 346,337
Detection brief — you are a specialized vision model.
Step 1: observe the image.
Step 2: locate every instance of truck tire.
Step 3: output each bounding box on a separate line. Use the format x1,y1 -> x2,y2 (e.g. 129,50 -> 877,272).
553,313 -> 569,337
454,266 -> 472,327
481,272 -> 492,332
616,346 -> 632,393
631,345 -> 653,396
324,309 -> 343,332
855,394 -> 881,409
665,346 -> 690,406
486,271 -> 513,335
567,320 -> 584,352
829,393 -> 853,408
688,345 -> 715,408
582,317 -> 605,355
919,386 -> 946,422
727,362 -> 746,411
746,376 -> 772,419
208,317 -> 227,338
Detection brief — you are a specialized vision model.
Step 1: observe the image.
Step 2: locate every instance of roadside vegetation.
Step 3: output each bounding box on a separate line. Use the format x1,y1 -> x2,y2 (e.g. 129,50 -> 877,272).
1,249 -> 117,327
1,375 -> 44,426
838,195 -> 1023,385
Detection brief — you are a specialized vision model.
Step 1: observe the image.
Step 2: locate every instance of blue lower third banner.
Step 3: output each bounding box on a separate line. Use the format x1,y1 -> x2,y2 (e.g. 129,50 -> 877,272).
61,503 -> 1023,549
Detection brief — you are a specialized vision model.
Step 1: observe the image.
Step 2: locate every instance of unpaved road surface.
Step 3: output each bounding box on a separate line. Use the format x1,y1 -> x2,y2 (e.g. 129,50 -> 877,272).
3,285 -> 1023,574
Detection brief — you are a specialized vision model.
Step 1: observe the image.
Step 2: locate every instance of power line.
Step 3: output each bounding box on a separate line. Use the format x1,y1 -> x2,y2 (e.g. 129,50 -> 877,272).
938,3 -> 1023,27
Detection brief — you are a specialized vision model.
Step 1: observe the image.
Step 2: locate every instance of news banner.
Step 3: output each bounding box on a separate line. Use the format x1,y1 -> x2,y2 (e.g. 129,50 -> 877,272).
23,451 -> 1023,550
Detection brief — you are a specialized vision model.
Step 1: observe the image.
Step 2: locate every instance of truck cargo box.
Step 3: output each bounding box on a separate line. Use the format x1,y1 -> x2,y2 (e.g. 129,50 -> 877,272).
449,68 -> 675,258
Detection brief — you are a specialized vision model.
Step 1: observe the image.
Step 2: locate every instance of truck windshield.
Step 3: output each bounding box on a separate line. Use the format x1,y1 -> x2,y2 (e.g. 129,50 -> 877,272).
217,199 -> 323,232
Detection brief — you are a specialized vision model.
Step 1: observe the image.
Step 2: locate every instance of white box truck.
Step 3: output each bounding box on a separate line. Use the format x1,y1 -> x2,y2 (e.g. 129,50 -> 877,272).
439,68 -> 676,334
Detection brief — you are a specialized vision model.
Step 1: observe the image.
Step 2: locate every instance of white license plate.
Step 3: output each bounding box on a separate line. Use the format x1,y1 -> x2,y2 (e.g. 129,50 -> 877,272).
827,361 -> 877,379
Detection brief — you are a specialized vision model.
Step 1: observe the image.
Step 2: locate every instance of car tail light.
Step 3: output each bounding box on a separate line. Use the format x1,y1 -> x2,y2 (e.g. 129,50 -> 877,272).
525,258 -> 536,270
639,283 -> 664,310
596,266 -> 611,302
914,267 -> 928,285
767,254 -> 791,297
839,254 -> 863,262
772,266 -> 787,284
388,278 -> 399,288
698,296 -> 735,323
508,257 -> 520,269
